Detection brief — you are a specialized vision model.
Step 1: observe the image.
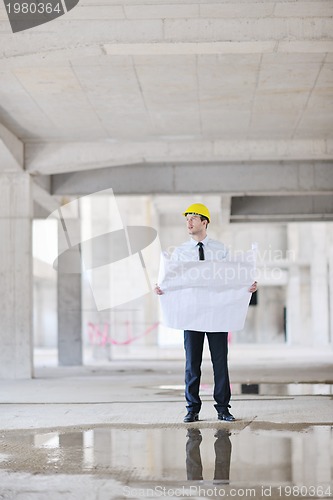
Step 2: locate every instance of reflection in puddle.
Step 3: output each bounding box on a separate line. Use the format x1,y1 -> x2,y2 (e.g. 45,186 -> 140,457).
0,425 -> 332,488
186,429 -> 231,481
158,383 -> 333,396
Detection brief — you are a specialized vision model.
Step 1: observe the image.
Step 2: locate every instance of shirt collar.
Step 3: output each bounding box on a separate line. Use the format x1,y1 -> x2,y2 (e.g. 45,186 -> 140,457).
190,236 -> 209,247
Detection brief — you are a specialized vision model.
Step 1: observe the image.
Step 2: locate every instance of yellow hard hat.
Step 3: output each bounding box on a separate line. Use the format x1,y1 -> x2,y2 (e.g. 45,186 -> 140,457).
183,203 -> 210,223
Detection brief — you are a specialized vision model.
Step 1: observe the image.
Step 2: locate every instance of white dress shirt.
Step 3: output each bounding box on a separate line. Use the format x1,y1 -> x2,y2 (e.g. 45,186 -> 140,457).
170,236 -> 229,262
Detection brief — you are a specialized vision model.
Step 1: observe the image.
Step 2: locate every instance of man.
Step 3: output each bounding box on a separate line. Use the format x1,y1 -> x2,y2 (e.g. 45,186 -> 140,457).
155,203 -> 257,423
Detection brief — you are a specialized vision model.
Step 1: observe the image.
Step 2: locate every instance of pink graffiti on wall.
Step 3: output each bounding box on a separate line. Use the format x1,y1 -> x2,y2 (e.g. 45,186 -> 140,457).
87,321 -> 159,346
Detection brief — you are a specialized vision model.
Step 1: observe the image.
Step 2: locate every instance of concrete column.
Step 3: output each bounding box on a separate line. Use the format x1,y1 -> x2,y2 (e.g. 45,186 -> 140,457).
286,265 -> 302,345
328,225 -> 333,346
142,196 -> 159,348
94,429 -> 112,466
313,427 -> 332,485
59,432 -> 84,470
286,225 -> 301,345
0,173 -> 33,378
57,218 -> 82,366
310,223 -> 329,346
81,195 -> 113,361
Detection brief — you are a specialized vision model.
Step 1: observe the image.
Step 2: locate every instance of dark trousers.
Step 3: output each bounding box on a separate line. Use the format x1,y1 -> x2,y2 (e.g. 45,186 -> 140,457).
184,330 -> 231,413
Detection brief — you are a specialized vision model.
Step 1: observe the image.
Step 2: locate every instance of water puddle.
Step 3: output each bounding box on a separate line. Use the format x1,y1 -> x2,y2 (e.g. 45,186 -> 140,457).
158,383 -> 333,396
0,425 -> 332,490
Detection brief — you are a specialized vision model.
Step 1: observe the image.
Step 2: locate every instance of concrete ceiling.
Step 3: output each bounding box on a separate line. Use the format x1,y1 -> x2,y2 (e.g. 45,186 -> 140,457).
0,0 -> 333,220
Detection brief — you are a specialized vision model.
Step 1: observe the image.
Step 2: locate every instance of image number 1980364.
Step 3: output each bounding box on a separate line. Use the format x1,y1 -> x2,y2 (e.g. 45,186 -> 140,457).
3,0 -> 80,33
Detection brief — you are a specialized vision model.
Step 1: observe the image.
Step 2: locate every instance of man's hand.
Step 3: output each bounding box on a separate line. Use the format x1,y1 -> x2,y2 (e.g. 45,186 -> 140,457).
249,281 -> 258,293
154,284 -> 164,295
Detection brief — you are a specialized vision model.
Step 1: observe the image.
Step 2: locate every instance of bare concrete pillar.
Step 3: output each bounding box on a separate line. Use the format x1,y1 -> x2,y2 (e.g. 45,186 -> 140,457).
328,225 -> 333,347
286,265 -> 302,345
286,226 -> 301,345
57,218 -> 82,366
81,195 -> 113,361
0,173 -> 33,378
311,223 -> 329,346
142,196 -> 160,348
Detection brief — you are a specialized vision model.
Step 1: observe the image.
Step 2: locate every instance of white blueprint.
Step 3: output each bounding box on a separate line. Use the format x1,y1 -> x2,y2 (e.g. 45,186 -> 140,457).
158,250 -> 256,332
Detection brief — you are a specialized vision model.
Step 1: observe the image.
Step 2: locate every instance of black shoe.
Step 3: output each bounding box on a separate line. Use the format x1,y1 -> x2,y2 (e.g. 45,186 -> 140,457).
183,411 -> 199,423
217,409 -> 235,422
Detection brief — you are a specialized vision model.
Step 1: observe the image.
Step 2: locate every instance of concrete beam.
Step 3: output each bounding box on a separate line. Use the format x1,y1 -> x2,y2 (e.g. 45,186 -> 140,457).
32,179 -> 60,217
33,201 -> 52,219
26,140 -> 333,175
0,124 -> 24,172
103,41 -> 333,56
51,162 -> 333,196
1,3 -> 333,61
230,195 -> 333,222
1,40 -> 332,70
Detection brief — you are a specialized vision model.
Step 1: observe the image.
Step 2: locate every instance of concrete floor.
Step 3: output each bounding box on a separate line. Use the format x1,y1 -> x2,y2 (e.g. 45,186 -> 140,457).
0,346 -> 332,499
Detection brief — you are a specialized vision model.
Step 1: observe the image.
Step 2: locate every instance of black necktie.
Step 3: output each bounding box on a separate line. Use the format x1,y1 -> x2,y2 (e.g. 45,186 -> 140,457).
197,242 -> 205,260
